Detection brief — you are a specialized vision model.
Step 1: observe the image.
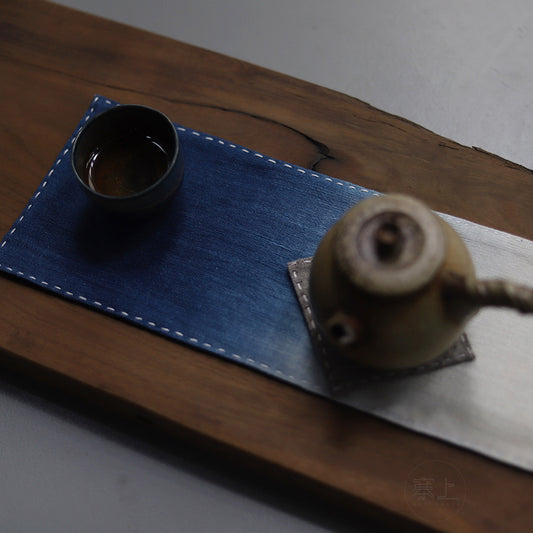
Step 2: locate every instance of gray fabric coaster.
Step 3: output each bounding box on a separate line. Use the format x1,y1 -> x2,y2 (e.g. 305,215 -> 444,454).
288,257 -> 475,392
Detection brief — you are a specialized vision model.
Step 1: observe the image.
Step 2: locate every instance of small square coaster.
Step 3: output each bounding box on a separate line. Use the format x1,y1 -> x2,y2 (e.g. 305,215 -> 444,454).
288,257 -> 475,392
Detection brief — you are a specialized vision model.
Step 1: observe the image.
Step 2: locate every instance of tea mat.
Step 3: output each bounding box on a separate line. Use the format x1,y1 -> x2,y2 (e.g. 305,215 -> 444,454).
287,257 -> 475,392
1,96 -> 533,471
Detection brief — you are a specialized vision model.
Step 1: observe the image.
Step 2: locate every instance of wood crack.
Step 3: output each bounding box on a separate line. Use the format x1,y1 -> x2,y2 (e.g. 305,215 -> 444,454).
472,146 -> 533,173
206,105 -> 335,171
438,141 -> 461,151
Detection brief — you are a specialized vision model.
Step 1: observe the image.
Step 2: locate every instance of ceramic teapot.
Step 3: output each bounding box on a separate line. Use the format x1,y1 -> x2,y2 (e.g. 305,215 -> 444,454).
309,194 -> 533,369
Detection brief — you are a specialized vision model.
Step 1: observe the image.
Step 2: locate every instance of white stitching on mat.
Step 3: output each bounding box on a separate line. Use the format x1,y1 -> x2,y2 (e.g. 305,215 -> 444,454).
3,255 -> 282,376
288,263 -> 342,388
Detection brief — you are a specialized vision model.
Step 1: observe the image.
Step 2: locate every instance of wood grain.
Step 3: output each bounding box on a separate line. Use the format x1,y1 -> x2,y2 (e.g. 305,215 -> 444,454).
1,1 -> 532,531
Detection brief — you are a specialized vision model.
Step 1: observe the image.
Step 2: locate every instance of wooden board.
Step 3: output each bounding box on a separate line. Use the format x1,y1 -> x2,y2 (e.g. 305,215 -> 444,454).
1,1 -> 532,530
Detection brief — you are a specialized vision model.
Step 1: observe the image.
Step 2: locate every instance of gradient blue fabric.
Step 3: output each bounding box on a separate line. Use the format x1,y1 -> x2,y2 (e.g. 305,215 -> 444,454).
0,96 -> 375,393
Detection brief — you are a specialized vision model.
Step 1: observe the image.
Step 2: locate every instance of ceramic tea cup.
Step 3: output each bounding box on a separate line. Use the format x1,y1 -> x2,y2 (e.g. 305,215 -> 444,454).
72,105 -> 184,216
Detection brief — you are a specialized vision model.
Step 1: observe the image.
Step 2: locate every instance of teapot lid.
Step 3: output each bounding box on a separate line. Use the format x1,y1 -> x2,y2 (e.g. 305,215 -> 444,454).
335,194 -> 445,296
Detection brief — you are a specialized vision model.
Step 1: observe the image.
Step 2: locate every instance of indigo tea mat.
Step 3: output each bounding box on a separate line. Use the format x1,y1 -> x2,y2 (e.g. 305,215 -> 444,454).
1,96 -> 533,471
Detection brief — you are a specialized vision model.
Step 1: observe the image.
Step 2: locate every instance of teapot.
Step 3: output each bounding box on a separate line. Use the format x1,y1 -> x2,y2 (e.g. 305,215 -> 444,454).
309,194 -> 533,369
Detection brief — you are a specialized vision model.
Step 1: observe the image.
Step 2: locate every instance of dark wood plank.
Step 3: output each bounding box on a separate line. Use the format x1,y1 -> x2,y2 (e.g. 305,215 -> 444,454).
1,1 -> 532,531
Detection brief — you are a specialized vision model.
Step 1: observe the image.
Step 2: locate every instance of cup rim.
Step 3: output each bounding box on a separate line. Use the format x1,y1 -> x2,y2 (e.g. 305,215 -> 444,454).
71,104 -> 180,201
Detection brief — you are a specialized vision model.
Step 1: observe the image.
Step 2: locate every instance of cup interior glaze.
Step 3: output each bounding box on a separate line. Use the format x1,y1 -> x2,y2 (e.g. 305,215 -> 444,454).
72,105 -> 184,216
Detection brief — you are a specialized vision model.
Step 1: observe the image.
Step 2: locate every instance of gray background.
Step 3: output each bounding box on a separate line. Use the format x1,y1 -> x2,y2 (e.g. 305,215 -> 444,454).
3,1 -> 533,531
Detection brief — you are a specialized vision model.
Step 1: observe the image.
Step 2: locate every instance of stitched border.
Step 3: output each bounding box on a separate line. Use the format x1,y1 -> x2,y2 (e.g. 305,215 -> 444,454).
179,125 -> 380,192
0,261 -> 313,388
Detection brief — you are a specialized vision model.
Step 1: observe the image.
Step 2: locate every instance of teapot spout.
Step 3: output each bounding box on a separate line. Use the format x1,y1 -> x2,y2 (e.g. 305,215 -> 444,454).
443,273 -> 533,316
